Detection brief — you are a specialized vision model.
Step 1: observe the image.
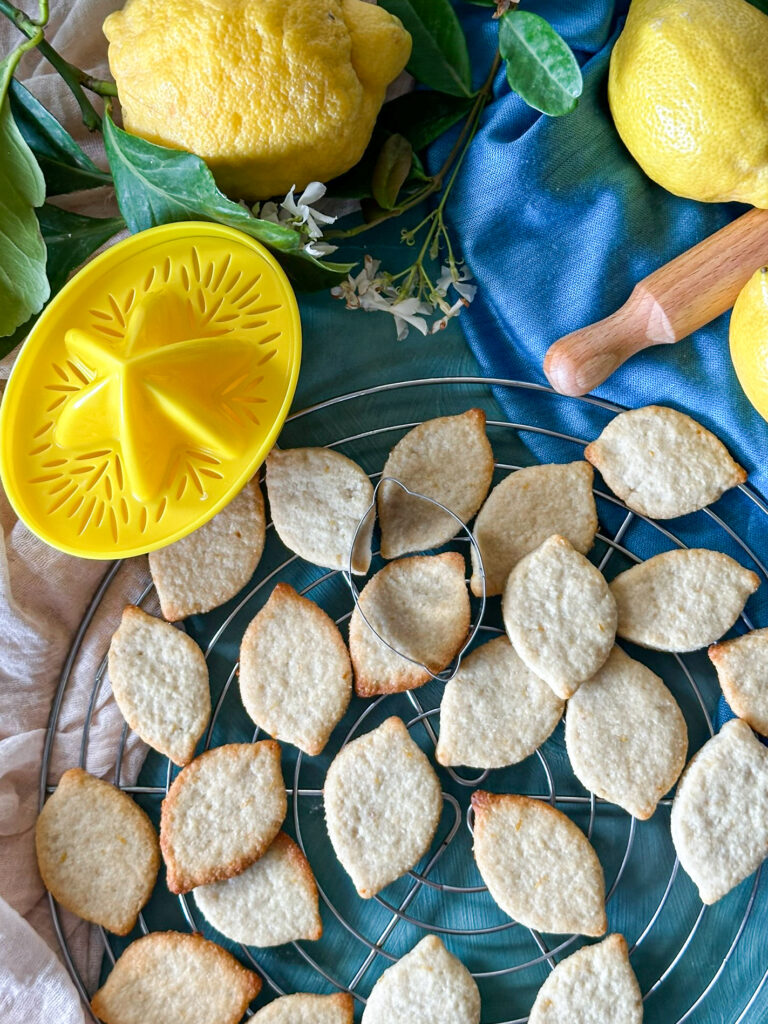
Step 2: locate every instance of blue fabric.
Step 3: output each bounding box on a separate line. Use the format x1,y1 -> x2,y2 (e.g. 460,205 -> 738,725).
437,0 -> 768,734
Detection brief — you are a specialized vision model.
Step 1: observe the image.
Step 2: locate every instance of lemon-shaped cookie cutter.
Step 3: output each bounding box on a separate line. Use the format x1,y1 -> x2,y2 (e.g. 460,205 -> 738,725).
0,222 -> 301,558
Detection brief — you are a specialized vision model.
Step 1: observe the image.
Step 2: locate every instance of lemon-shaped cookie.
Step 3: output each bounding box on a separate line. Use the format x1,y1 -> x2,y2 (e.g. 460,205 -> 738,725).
609,0 -> 768,206
730,265 -> 768,422
0,222 -> 300,558
103,0 -> 411,200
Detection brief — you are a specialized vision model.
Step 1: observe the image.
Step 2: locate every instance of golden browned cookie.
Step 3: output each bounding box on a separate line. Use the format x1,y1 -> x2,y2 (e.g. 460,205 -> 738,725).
671,719 -> 768,904
35,768 -> 159,936
194,832 -> 322,946
502,534 -> 616,699
436,635 -> 564,769
91,931 -> 261,1024
361,935 -> 480,1024
252,993 -> 354,1023
565,646 -> 688,819
239,583 -> 352,755
528,934 -> 643,1023
472,791 -> 607,937
324,717 -> 442,898
266,446 -> 374,573
709,627 -> 768,736
349,552 -> 470,696
378,409 -> 494,559
149,478 -> 266,620
470,462 -> 597,597
585,405 -> 746,519
611,548 -> 759,652
108,605 -> 210,766
160,741 -> 286,893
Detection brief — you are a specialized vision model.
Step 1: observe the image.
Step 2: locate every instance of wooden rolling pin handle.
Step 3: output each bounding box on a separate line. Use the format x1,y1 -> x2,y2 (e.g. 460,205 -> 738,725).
544,207 -> 768,397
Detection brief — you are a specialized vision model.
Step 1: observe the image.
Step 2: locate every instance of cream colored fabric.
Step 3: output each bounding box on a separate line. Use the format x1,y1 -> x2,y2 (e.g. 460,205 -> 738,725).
0,4 -> 144,1019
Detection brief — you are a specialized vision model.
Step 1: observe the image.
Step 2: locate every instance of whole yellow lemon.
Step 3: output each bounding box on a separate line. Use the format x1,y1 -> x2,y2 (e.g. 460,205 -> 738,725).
103,0 -> 411,200
730,266 -> 768,421
608,0 -> 768,207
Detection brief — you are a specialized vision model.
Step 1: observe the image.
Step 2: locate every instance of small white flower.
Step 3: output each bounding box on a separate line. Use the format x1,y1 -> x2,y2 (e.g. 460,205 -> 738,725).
257,200 -> 286,225
280,183 -> 337,239
331,253 -> 473,340
435,263 -> 477,304
430,296 -> 471,333
303,240 -> 339,258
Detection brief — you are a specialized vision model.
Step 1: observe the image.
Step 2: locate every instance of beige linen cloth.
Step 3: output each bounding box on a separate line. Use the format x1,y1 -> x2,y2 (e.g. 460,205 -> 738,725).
1,3 -> 154,1020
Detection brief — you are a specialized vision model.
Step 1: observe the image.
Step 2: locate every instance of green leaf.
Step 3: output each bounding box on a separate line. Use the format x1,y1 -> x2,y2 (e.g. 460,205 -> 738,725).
37,204 -> 124,294
276,252 -> 356,291
372,134 -> 413,210
102,115 -> 302,254
9,80 -> 111,195
379,91 -> 474,151
0,59 -> 50,340
0,206 -> 125,356
379,0 -> 473,96
325,127 -> 387,200
499,10 -> 583,117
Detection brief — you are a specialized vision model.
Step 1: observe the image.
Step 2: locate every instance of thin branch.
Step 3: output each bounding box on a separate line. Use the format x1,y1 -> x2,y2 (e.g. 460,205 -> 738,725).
0,0 -> 117,129
329,50 -> 503,241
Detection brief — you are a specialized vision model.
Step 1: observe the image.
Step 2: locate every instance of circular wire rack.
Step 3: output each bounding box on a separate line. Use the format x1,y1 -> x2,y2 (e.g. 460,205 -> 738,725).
40,377 -> 768,1023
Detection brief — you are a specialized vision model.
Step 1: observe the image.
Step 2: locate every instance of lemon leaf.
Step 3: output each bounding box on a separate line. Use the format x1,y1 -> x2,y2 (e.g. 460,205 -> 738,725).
379,0 -> 473,97
38,204 -> 125,294
379,91 -> 474,151
103,115 -> 302,254
0,59 -> 50,341
9,81 -> 111,196
372,134 -> 413,210
499,10 -> 583,117
0,206 -> 126,357
276,252 -> 356,291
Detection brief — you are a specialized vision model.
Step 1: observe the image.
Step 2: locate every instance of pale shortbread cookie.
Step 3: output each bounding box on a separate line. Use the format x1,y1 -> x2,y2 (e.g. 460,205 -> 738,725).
671,718 -> 768,904
378,409 -> 494,559
709,628 -> 768,736
470,462 -> 597,597
91,931 -> 261,1024
35,768 -> 159,935
349,553 -> 470,696
436,635 -> 564,769
266,446 -> 374,574
584,405 -> 746,519
149,478 -> 265,620
108,605 -> 211,766
239,583 -> 352,755
611,548 -> 759,652
324,717 -> 442,898
502,535 -> 616,699
361,935 -> 481,1024
194,832 -> 321,946
472,791 -> 607,936
252,993 -> 354,1024
565,646 -> 688,819
528,934 -> 643,1024
160,741 -> 286,893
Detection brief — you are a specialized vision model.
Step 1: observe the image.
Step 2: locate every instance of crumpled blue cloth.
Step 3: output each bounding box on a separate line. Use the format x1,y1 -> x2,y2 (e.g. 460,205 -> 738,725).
436,0 -> 768,730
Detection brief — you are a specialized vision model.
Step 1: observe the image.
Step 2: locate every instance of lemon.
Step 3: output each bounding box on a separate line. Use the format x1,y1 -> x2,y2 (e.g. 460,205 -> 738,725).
730,266 -> 768,421
608,0 -> 768,207
103,0 -> 411,200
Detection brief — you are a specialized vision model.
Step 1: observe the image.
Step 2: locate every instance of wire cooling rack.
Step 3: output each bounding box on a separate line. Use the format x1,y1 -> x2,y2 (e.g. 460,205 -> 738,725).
40,377 -> 768,1023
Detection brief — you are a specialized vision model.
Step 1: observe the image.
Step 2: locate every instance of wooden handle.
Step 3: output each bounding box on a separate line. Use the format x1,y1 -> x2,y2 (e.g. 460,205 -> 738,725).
544,207 -> 768,397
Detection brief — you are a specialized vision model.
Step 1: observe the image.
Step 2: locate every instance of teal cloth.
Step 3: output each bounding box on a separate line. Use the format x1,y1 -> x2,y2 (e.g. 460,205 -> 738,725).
103,6 -> 768,1015
114,252 -> 768,1022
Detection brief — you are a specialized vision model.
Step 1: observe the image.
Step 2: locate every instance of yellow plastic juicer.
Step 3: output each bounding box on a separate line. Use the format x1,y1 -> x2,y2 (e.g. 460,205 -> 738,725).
0,222 -> 301,558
